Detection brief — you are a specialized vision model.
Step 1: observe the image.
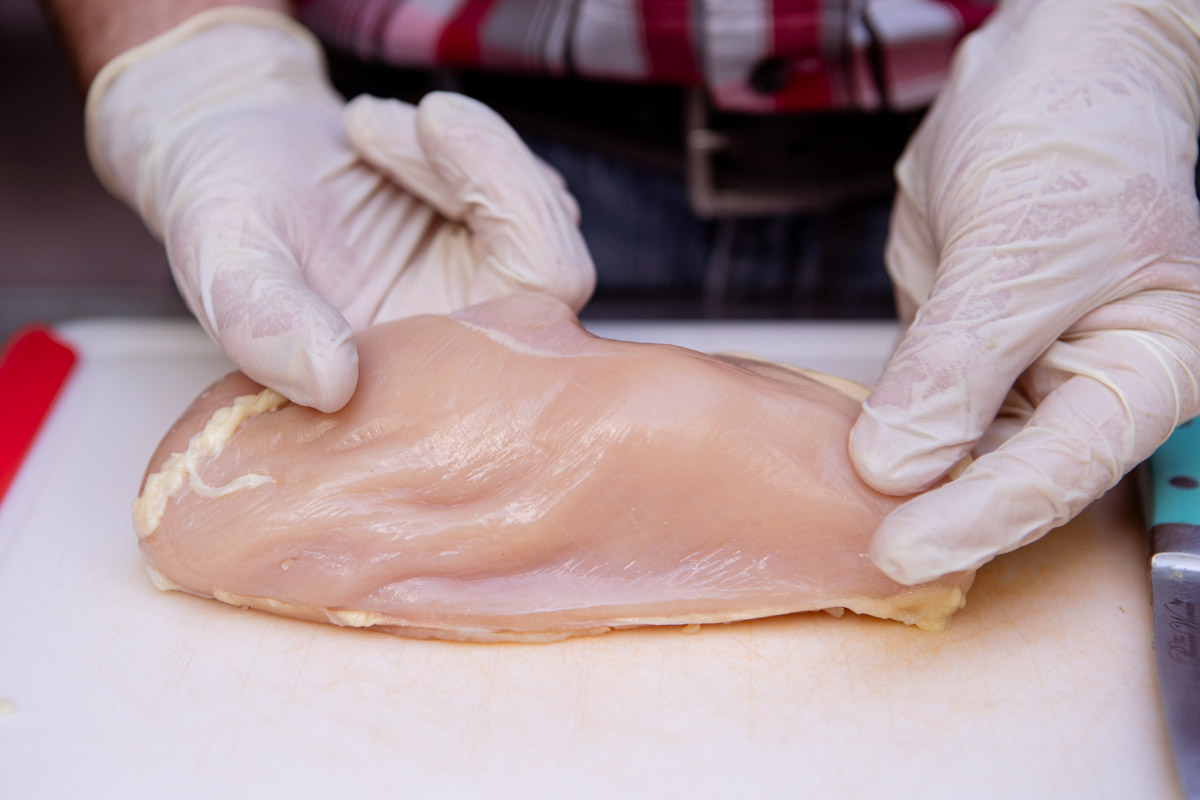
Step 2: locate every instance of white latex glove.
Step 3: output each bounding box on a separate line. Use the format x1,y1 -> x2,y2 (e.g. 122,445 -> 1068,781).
86,8 -> 594,412
850,0 -> 1200,584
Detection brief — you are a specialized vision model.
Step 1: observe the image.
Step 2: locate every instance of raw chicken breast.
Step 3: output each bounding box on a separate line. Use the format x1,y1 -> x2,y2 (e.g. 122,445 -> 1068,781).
134,294 -> 973,641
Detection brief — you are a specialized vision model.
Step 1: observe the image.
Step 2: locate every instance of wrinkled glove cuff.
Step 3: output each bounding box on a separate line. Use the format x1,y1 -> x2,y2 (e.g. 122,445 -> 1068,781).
85,7 -> 328,223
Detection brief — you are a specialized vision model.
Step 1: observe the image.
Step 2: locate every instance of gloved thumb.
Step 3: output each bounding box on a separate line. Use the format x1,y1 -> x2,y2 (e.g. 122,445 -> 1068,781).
848,183 -> 1079,495
344,92 -> 595,310
170,209 -> 359,413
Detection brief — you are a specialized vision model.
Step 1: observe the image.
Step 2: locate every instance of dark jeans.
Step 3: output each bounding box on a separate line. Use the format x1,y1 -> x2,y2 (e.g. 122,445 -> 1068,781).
526,132 -> 897,320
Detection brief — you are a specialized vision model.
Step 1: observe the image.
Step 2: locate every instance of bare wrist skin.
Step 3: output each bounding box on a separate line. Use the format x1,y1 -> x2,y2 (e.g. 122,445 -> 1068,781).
38,0 -> 293,90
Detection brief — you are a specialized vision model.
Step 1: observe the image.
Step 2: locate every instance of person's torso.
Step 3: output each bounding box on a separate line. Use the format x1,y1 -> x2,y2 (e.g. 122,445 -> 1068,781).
297,0 -> 994,114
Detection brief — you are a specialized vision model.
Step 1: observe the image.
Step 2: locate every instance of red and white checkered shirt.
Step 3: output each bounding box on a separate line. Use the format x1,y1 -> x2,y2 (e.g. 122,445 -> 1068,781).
297,0 -> 994,113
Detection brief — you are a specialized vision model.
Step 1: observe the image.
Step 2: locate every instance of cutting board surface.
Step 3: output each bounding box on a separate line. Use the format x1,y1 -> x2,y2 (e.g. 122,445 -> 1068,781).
0,318 -> 1179,799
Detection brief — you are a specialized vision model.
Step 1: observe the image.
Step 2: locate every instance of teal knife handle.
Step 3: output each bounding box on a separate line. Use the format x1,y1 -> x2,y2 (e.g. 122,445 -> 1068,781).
1148,418 -> 1200,527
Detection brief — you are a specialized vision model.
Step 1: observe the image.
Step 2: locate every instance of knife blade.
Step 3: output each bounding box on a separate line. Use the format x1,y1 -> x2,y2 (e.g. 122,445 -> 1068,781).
1146,418 -> 1200,800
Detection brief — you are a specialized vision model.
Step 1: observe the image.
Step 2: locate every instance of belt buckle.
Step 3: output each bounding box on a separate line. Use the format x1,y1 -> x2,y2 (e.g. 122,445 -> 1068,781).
684,88 -> 906,219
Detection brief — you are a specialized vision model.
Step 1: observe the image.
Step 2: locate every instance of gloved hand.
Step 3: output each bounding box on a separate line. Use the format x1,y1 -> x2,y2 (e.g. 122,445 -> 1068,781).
850,0 -> 1200,585
86,8 -> 594,412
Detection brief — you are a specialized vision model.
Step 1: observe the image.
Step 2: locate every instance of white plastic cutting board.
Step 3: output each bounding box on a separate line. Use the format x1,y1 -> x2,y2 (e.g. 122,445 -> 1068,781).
0,318 -> 1181,799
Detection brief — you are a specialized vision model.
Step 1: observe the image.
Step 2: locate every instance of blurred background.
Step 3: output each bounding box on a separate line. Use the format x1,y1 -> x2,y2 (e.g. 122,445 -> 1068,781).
1,0 -> 913,343
1,0 -> 184,342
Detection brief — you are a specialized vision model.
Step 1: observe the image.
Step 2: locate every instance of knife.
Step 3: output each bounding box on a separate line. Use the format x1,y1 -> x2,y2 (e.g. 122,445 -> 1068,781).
1145,418 -> 1200,800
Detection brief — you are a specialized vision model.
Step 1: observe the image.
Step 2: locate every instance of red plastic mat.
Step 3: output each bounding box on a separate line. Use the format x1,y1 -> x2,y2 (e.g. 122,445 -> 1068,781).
0,326 -> 77,505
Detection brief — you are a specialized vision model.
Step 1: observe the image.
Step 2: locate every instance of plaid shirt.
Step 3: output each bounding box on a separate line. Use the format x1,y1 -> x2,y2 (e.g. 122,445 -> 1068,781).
297,0 -> 994,113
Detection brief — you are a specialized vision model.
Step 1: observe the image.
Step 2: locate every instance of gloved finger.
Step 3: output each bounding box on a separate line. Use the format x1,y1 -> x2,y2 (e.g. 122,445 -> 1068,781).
344,92 -> 593,308
883,167 -> 938,327
168,203 -> 359,412
869,326 -> 1199,585
850,280 -> 1070,495
417,91 -> 594,308
342,95 -> 463,220
975,385 -> 1035,457
848,149 -> 993,495
415,92 -> 593,307
847,164 -> 1153,495
344,94 -> 581,226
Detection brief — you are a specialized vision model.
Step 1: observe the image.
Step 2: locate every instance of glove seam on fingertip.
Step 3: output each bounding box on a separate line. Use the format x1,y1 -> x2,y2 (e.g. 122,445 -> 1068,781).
84,7 -> 327,201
